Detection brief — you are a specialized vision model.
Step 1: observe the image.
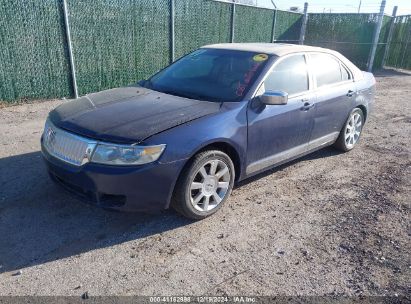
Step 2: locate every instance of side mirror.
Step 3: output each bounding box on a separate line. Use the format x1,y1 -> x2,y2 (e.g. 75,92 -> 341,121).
260,90 -> 288,105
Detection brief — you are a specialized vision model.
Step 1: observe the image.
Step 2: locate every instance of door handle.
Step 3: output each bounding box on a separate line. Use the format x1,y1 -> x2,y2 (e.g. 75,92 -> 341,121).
347,90 -> 355,97
301,102 -> 315,111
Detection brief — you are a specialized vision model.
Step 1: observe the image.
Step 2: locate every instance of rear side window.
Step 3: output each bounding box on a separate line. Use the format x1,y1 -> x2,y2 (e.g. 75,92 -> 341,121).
311,53 -> 352,87
264,55 -> 308,95
341,64 -> 351,81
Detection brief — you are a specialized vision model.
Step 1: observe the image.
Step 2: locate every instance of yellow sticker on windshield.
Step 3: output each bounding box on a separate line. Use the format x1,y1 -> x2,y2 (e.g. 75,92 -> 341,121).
253,54 -> 268,62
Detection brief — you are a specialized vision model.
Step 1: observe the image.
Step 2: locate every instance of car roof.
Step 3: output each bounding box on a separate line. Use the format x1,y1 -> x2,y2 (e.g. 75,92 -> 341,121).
202,43 -> 364,79
203,43 -> 332,56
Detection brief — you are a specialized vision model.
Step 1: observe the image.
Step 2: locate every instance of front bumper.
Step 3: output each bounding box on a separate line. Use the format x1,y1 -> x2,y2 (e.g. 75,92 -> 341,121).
41,143 -> 185,212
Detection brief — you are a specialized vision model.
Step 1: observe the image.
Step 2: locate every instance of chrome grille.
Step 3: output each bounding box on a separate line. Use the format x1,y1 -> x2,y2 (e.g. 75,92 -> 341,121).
42,120 -> 97,166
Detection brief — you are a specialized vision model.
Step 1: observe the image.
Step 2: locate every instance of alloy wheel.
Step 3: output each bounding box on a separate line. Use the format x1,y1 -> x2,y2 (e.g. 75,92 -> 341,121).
345,112 -> 362,149
189,159 -> 231,212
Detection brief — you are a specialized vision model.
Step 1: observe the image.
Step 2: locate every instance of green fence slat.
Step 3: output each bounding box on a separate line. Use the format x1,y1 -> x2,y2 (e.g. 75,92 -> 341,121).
386,15 -> 411,70
67,0 -> 170,96
373,15 -> 392,69
274,11 -> 302,43
0,0 -> 71,102
174,0 -> 231,59
233,5 -> 273,43
1,1 -> 411,103
305,13 -> 381,70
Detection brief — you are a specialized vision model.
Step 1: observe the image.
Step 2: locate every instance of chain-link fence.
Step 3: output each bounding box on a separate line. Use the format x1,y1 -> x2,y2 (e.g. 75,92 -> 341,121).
175,0 -> 232,59
305,13 -> 391,70
274,11 -> 303,43
0,0 -> 71,102
67,0 -> 170,96
385,15 -> 411,70
0,0 -> 410,103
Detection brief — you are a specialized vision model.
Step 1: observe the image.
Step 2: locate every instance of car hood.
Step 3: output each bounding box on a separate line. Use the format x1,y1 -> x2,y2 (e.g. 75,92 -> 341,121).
49,86 -> 221,143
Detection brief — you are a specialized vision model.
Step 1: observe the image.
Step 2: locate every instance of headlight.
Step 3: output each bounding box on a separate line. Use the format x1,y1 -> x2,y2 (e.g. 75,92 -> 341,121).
91,143 -> 166,165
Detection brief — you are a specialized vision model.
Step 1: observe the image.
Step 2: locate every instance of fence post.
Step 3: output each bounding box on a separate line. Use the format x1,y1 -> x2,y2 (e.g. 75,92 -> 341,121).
382,6 -> 397,67
170,0 -> 175,63
271,9 -> 277,43
367,0 -> 386,72
62,0 -> 78,99
230,1 -> 236,43
299,2 -> 308,45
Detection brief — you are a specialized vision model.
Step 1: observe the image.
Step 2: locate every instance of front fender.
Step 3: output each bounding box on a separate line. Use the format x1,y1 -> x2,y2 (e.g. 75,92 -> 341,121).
143,101 -> 248,174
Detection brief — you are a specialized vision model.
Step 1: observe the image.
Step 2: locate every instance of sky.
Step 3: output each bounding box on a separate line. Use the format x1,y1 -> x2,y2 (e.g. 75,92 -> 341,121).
254,0 -> 411,15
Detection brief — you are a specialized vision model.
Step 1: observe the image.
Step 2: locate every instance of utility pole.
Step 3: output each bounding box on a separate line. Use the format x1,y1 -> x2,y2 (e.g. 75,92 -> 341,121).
299,2 -> 308,45
62,0 -> 78,99
169,0 -> 175,63
382,6 -> 398,67
230,0 -> 236,43
367,0 -> 386,71
271,9 -> 277,43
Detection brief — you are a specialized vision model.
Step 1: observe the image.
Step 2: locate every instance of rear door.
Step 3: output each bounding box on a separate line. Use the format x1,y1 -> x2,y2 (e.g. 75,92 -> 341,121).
308,53 -> 356,146
246,54 -> 315,175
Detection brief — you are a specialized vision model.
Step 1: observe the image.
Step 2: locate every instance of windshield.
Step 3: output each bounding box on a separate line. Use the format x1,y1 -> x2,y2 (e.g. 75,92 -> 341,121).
143,48 -> 272,102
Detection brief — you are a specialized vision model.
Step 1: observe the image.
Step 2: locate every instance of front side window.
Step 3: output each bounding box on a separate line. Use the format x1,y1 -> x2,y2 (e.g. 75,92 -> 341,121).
264,55 -> 309,96
311,53 -> 351,87
144,48 -> 272,102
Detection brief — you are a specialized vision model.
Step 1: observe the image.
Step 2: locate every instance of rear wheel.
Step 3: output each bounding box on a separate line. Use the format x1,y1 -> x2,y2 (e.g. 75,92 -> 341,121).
334,108 -> 364,152
172,150 -> 235,220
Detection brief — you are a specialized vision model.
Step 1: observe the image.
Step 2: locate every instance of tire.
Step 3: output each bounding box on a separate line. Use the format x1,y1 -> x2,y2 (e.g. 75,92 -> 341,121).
334,108 -> 364,152
171,150 -> 235,220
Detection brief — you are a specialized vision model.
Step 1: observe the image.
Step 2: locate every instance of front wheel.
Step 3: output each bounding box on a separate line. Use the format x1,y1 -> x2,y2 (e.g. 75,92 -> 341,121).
334,108 -> 364,152
172,150 -> 235,220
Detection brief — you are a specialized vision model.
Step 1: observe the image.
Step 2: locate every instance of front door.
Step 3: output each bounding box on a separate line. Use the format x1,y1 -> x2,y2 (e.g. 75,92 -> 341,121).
246,54 -> 315,176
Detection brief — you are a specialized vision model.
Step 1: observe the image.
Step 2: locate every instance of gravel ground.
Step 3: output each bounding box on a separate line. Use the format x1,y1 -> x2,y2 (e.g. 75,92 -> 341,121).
0,69 -> 410,297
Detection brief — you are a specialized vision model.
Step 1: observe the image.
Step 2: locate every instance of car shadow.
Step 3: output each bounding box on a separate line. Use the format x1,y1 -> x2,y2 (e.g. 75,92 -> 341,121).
0,147 -> 340,274
0,151 -> 193,274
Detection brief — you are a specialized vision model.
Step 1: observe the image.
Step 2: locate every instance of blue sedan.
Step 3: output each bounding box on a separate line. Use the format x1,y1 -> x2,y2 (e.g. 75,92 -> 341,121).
41,43 -> 376,219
